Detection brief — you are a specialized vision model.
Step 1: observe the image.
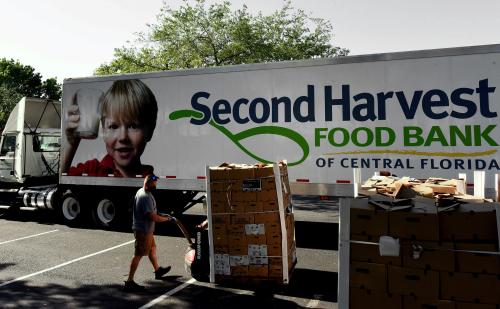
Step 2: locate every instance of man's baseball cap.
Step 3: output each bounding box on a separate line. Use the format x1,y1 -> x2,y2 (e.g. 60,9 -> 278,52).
147,174 -> 159,182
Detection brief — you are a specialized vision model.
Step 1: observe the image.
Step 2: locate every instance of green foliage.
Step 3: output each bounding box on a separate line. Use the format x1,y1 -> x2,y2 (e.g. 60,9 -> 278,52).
95,0 -> 348,75
41,77 -> 62,100
0,85 -> 22,131
0,58 -> 62,130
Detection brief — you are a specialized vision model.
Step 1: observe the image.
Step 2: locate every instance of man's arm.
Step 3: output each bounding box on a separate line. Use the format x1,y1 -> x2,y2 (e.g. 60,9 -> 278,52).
148,212 -> 171,223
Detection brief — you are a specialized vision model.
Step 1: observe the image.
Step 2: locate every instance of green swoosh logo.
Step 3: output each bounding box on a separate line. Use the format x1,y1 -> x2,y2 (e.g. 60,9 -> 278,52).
169,110 -> 309,166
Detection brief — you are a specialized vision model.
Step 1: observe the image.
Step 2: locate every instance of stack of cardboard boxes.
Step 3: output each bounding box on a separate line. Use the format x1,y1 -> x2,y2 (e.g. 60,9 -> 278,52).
208,162 -> 296,284
348,195 -> 500,309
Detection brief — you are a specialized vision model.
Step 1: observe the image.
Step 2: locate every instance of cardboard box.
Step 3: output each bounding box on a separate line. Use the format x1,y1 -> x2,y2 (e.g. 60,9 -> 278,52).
213,225 -> 228,246
455,302 -> 498,309
226,166 -> 255,180
265,222 -> 281,236
268,257 -> 282,266
228,233 -> 246,246
228,201 -> 247,213
350,199 -> 389,238
210,180 -> 233,192
212,214 -> 230,225
214,254 -> 230,275
211,191 -> 229,203
231,213 -> 254,224
350,235 -> 401,266
211,202 -> 227,214
269,264 -> 283,278
248,265 -> 268,277
248,244 -> 267,257
456,243 -> 500,274
214,245 -> 229,254
254,164 -> 274,178
249,256 -> 268,265
257,189 -> 278,202
246,234 -> 267,244
267,243 -> 282,256
254,212 -> 280,224
441,271 -> 500,304
439,203 -> 498,241
209,167 -> 229,180
267,233 -> 282,246
229,255 -> 249,266
261,178 -> 277,191
401,241 -> 455,272
389,200 -> 439,241
349,261 -> 387,292
403,296 -> 454,309
388,265 -> 439,299
230,265 -> 249,276
349,287 -> 402,309
245,202 -> 264,213
231,181 -> 257,201
262,201 -> 279,211
229,244 -> 248,255
227,224 -> 245,235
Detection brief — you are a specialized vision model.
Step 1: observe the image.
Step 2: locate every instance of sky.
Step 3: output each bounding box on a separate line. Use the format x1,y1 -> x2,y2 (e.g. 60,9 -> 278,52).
1,0 -> 500,83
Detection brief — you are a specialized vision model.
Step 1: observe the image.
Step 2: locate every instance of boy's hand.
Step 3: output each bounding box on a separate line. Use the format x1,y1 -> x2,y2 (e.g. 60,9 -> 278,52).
66,104 -> 81,147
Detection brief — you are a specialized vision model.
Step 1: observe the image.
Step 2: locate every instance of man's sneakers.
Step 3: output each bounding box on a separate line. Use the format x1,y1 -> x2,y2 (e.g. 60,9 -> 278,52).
154,266 -> 171,279
123,280 -> 145,292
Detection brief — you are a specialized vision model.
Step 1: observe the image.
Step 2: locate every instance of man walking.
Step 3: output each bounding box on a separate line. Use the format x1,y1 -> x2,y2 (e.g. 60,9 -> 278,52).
124,174 -> 172,292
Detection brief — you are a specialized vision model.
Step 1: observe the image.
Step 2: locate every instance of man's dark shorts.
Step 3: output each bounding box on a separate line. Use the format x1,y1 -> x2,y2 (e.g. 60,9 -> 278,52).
134,231 -> 155,256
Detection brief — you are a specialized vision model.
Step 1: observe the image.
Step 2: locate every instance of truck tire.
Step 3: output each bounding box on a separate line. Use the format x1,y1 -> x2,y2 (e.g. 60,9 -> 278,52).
91,198 -> 116,228
60,193 -> 84,226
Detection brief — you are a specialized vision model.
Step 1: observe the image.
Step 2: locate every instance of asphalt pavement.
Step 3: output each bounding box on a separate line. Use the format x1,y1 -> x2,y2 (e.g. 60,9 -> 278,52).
0,196 -> 338,308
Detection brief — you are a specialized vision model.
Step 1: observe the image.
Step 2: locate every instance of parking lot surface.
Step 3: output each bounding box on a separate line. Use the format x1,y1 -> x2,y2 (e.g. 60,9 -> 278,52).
0,197 -> 338,308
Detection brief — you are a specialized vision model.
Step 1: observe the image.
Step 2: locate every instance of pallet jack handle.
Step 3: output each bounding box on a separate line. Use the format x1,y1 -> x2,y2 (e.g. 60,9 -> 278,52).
160,213 -> 194,246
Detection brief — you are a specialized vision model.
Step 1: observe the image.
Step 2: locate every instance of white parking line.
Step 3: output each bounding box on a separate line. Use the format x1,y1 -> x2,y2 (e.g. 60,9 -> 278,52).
138,278 -> 196,309
0,240 -> 134,288
306,299 -> 320,308
0,229 -> 59,245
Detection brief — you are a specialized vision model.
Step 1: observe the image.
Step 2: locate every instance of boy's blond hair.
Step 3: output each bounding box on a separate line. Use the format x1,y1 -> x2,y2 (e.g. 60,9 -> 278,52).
100,79 -> 158,141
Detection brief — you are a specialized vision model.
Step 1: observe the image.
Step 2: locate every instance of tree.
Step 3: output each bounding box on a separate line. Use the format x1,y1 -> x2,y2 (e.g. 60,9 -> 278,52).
95,0 -> 348,74
0,58 -> 62,129
0,85 -> 23,129
0,58 -> 62,99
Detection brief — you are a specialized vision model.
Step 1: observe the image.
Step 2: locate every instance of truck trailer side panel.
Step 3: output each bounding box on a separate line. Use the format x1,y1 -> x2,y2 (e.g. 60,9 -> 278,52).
60,44 -> 500,191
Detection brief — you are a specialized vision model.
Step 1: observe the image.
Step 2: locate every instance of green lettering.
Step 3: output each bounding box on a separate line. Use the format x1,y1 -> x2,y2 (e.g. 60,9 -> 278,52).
425,126 -> 449,146
404,126 -> 424,146
376,127 -> 395,146
474,125 -> 498,146
328,128 -> 349,147
352,127 -> 373,147
449,125 -> 472,146
315,128 -> 328,147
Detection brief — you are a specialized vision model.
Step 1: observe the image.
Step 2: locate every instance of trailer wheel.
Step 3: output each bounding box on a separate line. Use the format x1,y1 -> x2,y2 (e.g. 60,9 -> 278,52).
60,193 -> 83,225
92,199 -> 116,228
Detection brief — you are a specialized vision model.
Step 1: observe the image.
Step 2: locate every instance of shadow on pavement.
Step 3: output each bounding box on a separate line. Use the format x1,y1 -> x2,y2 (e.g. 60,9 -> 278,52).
0,276 -> 308,309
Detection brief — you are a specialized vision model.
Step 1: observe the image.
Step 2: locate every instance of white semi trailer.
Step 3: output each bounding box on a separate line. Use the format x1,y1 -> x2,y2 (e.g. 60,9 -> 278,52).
1,44 -> 499,227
